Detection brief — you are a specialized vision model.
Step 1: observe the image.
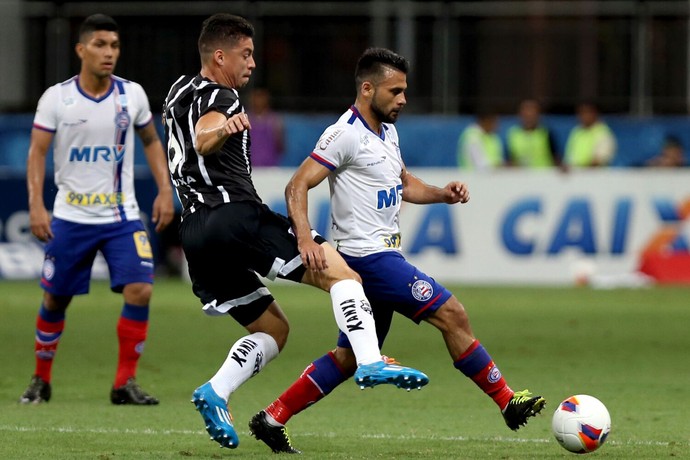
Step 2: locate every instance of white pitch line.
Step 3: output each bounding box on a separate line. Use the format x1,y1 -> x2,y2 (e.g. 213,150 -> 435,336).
0,425 -> 685,448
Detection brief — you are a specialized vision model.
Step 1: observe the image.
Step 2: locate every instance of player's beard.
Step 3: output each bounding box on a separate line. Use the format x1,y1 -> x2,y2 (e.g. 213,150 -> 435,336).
371,98 -> 399,124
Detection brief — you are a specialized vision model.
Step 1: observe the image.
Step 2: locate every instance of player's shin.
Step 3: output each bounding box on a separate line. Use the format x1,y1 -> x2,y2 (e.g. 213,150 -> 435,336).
328,279 -> 381,365
115,303 -> 149,387
266,351 -> 350,425
209,332 -> 279,400
34,304 -> 65,383
454,339 -> 514,409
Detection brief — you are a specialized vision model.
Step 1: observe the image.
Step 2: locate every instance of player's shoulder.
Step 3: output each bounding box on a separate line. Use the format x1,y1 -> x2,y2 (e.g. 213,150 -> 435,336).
38,76 -> 76,104
56,75 -> 78,88
112,75 -> 147,94
43,75 -> 77,93
195,77 -> 237,97
319,119 -> 359,148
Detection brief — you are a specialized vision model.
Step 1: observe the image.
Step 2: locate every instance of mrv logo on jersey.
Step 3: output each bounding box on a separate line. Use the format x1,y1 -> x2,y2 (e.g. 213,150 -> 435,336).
69,145 -> 125,163
377,184 -> 403,209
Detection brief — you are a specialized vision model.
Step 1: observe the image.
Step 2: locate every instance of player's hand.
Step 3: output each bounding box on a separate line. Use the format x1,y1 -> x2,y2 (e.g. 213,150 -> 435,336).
220,113 -> 251,136
444,181 -> 470,204
299,238 -> 329,271
151,188 -> 175,232
29,206 -> 53,242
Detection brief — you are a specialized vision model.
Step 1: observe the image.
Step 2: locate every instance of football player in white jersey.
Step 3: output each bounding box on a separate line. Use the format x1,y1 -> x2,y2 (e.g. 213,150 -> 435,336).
250,48 -> 546,453
19,14 -> 173,405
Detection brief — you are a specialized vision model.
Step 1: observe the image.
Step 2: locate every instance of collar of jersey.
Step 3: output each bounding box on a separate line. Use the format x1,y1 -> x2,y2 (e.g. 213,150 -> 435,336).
349,105 -> 386,141
76,76 -> 115,103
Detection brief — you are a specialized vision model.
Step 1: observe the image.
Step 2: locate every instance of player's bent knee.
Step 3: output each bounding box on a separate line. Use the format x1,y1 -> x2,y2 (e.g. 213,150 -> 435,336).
247,303 -> 290,351
43,293 -> 71,311
122,282 -> 153,305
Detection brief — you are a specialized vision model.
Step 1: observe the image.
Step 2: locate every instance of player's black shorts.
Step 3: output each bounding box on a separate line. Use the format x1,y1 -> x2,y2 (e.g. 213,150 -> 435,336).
179,201 -> 324,325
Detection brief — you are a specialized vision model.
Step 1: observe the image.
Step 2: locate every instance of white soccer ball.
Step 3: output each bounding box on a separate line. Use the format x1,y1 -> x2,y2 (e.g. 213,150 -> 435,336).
552,394 -> 611,454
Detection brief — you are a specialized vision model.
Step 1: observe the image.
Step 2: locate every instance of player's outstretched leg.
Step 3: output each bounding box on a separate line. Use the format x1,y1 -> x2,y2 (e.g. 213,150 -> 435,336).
192,382 -> 239,449
249,410 -> 301,454
353,360 -> 429,391
502,389 -> 546,430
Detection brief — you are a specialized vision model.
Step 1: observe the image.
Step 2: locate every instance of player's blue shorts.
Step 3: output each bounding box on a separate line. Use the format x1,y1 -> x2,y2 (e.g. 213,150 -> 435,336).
336,250 -> 452,349
40,218 -> 154,296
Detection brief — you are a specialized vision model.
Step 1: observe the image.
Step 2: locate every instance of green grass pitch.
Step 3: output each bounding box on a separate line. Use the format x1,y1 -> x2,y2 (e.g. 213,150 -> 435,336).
1,279 -> 688,458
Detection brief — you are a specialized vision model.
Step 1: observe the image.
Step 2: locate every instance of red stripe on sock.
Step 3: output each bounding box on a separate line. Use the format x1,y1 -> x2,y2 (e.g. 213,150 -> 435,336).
457,339 -> 480,361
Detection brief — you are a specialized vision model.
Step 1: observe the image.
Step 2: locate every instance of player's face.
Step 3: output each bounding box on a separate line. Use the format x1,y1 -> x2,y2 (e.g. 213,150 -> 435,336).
221,36 -> 256,89
77,31 -> 120,79
370,69 -> 407,124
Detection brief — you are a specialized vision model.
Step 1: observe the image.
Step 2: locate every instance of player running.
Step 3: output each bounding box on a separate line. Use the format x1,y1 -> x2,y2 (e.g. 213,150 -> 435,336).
249,48 -> 546,453
163,15 -> 427,450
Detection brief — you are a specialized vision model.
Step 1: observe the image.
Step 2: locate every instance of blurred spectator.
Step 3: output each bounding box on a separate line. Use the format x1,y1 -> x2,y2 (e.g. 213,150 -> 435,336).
563,102 -> 616,167
506,99 -> 560,168
645,136 -> 687,167
247,88 -> 284,166
457,111 -> 504,171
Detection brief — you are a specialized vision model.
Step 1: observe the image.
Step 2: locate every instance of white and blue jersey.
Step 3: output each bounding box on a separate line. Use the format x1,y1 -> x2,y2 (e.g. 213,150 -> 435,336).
311,106 -> 452,347
33,76 -> 155,295
33,75 -> 153,224
310,105 -> 404,257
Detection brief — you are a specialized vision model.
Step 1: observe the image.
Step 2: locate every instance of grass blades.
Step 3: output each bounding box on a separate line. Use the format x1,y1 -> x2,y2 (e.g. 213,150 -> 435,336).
1,280 -> 689,458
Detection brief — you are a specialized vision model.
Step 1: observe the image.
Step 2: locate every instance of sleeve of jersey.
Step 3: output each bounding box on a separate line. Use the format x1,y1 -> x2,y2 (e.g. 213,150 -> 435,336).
197,86 -> 241,119
132,82 -> 153,129
32,86 -> 58,133
309,125 -> 355,171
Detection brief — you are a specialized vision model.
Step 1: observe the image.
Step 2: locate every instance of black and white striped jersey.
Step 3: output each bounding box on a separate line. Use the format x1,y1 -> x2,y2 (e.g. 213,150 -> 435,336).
163,74 -> 261,218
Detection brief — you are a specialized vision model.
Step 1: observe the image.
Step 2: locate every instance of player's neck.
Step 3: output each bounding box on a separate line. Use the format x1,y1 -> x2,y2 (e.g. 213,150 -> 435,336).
354,103 -> 382,135
78,72 -> 113,99
200,67 -> 233,89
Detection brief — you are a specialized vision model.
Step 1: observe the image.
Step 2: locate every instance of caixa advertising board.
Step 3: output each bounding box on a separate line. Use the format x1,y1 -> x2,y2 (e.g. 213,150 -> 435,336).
1,169 -> 688,284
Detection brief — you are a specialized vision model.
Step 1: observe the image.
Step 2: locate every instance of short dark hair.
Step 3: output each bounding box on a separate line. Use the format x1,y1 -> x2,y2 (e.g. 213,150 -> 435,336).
355,47 -> 409,88
198,13 -> 254,58
79,14 -> 119,42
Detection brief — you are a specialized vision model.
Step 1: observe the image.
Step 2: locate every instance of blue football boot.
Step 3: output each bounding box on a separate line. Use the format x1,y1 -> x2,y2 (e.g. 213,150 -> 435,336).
191,382 -> 239,448
353,360 -> 429,391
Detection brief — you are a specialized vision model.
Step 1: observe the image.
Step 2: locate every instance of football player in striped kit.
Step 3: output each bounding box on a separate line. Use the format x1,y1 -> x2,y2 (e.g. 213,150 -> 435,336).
20,14 -> 173,406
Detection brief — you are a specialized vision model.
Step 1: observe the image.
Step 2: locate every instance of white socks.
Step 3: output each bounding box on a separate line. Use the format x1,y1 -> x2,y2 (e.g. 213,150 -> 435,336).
209,331 -> 279,401
329,279 -> 381,366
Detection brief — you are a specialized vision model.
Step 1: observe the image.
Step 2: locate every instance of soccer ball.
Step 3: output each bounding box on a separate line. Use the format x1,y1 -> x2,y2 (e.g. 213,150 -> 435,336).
552,394 -> 611,454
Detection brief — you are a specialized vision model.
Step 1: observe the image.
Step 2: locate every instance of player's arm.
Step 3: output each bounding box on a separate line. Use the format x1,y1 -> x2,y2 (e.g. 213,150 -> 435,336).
26,128 -> 54,242
194,110 -> 251,155
138,121 -> 174,232
285,157 -> 331,271
401,166 -> 469,205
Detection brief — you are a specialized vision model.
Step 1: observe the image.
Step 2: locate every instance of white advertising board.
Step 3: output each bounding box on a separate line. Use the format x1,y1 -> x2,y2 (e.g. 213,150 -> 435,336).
252,168 -> 690,285
1,169 -> 688,284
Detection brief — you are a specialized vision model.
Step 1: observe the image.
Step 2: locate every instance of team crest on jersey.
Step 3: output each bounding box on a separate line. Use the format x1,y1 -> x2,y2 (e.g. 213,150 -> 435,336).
42,258 -> 56,281
115,111 -> 131,130
411,279 -> 433,301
